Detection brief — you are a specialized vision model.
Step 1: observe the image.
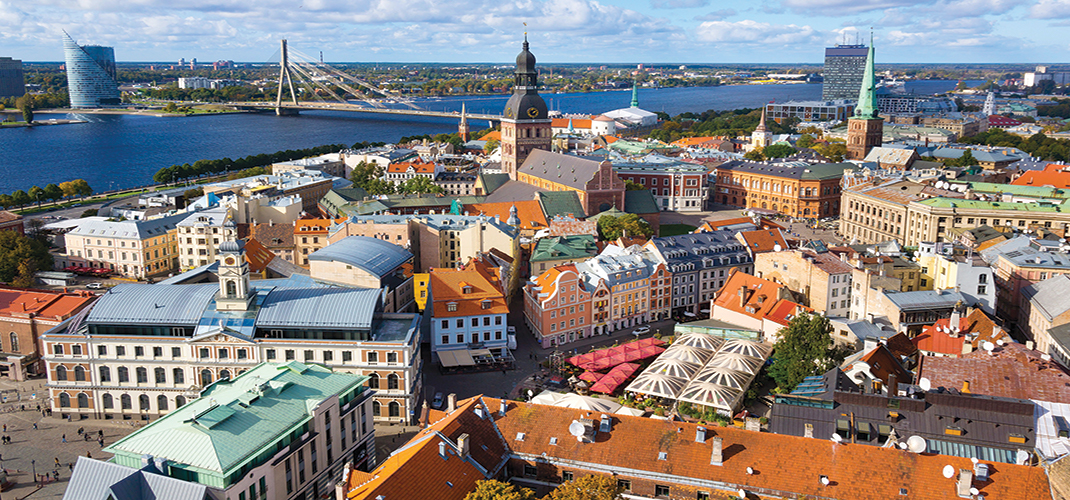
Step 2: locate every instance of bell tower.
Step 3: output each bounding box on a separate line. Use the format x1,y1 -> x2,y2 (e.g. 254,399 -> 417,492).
846,37 -> 884,161
215,218 -> 253,311
501,34 -> 551,181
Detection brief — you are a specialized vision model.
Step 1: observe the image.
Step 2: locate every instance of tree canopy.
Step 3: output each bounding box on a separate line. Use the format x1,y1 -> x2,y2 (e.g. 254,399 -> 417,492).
763,143 -> 796,159
623,179 -> 646,191
768,313 -> 852,392
399,176 -> 444,195
596,213 -> 653,241
0,230 -> 53,286
549,474 -> 622,500
349,161 -> 397,196
464,480 -> 536,500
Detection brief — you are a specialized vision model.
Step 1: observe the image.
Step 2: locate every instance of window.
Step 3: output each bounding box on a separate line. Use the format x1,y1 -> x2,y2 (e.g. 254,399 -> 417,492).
118,367 -> 129,383
387,352 -> 398,363
285,350 -> 295,361
152,346 -> 162,358
173,368 -> 184,384
285,458 -> 293,494
373,401 -> 381,416
368,373 -> 379,389
99,366 -> 111,382
97,345 -> 107,356
697,492 -> 711,500
54,344 -> 64,355
176,395 -> 186,408
139,395 -> 150,410
655,485 -> 670,497
199,348 -> 210,359
59,393 -> 70,407
136,367 -> 148,383
368,352 -> 378,363
323,351 -> 333,362
103,394 -> 113,409
266,349 -> 276,360
524,464 -> 537,477
201,369 -> 213,385
304,350 -> 314,362
154,368 -> 166,384
158,395 -> 168,411
343,351 -> 353,362
238,348 -> 248,360
172,347 -> 181,357
441,320 -> 449,329
218,349 -> 228,359
617,480 -> 632,492
389,401 -> 400,417
135,346 -> 144,357
387,373 -> 399,390
562,471 -> 574,482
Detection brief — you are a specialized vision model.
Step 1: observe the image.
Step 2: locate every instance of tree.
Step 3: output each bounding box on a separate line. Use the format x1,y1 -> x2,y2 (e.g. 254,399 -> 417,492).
768,313 -> 851,392
11,190 -> 29,208
549,474 -> 622,500
71,179 -> 93,199
163,102 -> 178,113
796,134 -> 816,149
0,194 -> 11,209
44,183 -> 63,203
465,479 -> 536,500
597,213 -> 653,241
15,94 -> 32,124
763,143 -> 796,159
184,187 -> 204,201
0,230 -> 53,284
623,179 -> 646,191
947,148 -> 976,167
28,186 -> 44,207
484,138 -> 500,154
814,141 -> 847,163
743,149 -> 765,161
59,181 -> 78,199
399,176 -> 444,195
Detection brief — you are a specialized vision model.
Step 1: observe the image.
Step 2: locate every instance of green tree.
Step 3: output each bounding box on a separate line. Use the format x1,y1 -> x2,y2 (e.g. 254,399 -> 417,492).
44,183 -> 63,203
768,313 -> 851,392
15,94 -> 33,124
743,149 -> 765,161
0,230 -> 53,283
814,141 -> 847,162
11,190 -> 29,208
763,143 -> 796,159
623,179 -> 646,191
465,479 -> 536,500
0,194 -> 11,209
59,181 -> 78,199
163,102 -> 178,113
549,474 -> 622,500
597,213 -> 653,241
71,179 -> 93,199
28,186 -> 44,207
796,134 -> 816,149
484,138 -> 500,154
947,148 -> 976,167
184,187 -> 204,201
399,176 -> 445,195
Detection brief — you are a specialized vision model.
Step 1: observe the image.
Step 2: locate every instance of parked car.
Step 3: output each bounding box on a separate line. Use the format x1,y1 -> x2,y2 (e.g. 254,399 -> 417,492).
85,282 -> 104,289
431,392 -> 444,409
632,326 -> 651,335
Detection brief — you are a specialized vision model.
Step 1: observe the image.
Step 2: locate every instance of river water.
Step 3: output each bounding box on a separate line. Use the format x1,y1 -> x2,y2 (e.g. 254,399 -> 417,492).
0,80 -> 976,194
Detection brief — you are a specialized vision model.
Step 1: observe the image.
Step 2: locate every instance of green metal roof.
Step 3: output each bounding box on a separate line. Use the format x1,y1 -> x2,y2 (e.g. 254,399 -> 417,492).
479,173 -> 511,195
853,42 -> 879,119
624,189 -> 659,214
531,235 -> 598,263
800,162 -> 856,180
947,181 -> 1070,200
917,197 -> 1070,213
106,362 -> 367,481
537,191 -> 587,219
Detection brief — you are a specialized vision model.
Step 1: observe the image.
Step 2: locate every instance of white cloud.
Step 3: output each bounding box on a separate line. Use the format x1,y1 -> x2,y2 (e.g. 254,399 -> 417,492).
695,19 -> 822,45
650,0 -> 709,8
695,8 -> 736,20
779,0 -> 922,15
1031,0 -> 1070,18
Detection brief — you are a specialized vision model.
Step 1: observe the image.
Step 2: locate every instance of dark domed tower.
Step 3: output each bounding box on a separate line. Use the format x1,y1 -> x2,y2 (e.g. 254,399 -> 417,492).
501,36 -> 551,180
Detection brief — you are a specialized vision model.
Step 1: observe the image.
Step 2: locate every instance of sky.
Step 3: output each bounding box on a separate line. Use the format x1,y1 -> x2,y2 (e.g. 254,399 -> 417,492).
2,0 -> 1069,64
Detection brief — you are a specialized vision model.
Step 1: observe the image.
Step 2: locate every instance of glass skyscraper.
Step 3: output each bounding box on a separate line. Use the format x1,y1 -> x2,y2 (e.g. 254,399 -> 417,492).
822,44 -> 868,101
0,57 -> 24,98
63,32 -> 120,108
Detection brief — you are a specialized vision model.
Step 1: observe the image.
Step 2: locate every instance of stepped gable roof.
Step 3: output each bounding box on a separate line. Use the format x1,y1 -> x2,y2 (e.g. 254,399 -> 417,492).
919,342 -> 1070,402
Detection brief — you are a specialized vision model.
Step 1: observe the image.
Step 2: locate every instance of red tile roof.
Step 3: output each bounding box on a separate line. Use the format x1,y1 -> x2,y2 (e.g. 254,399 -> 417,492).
294,218 -> 344,235
466,200 -> 547,231
713,271 -> 809,326
242,237 -> 276,273
1012,164 -> 1070,189
0,287 -> 96,321
386,160 -> 436,174
912,309 -> 1008,357
918,342 -> 1070,402
987,115 -> 1022,128
494,401 -> 1052,500
551,118 -> 594,130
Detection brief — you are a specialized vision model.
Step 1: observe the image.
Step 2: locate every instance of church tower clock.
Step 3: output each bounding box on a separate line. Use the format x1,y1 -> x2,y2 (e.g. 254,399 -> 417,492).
500,35 -> 551,181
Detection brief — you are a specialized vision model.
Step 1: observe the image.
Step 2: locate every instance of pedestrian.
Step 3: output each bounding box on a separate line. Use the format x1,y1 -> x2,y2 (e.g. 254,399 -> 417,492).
98,429 -> 103,438
36,404 -> 40,412
54,457 -> 60,467
62,434 -> 66,443
33,423 -> 37,430
68,462 -> 73,471
77,426 -> 83,435
86,451 -> 91,459
3,424 -> 6,432
98,437 -> 104,447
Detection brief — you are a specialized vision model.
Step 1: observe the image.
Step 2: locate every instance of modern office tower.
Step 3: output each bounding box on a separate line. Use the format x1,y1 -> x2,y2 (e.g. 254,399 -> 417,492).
822,44 -> 868,101
62,32 -> 121,108
0,57 -> 24,98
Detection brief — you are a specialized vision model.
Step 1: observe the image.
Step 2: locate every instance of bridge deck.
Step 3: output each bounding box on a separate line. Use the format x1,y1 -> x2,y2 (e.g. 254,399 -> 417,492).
238,102 -> 500,120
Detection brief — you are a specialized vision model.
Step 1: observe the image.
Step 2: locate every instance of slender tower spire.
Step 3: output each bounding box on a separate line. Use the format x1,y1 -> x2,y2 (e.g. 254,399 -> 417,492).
756,107 -> 768,132
630,82 -> 639,108
853,34 -> 878,119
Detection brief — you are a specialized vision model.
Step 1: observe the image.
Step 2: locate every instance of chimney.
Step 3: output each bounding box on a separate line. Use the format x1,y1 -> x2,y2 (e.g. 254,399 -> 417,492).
457,433 -> 470,460
474,404 -> 484,419
140,454 -> 153,468
887,374 -> 897,396
439,441 -> 447,459
710,437 -> 723,466
447,393 -> 457,412
962,342 -> 974,355
499,399 -> 508,417
956,469 -> 974,498
153,457 -> 169,475
962,380 -> 971,393
695,426 -> 707,443
1026,340 -> 1035,351
737,287 -> 746,308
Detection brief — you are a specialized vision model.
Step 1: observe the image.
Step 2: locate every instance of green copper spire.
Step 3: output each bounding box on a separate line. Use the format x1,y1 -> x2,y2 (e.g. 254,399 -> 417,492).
853,37 -> 878,119
630,82 -> 639,108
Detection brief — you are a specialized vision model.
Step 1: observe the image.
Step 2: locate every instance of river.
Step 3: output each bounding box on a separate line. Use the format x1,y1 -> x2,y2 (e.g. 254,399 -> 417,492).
0,80 -> 977,194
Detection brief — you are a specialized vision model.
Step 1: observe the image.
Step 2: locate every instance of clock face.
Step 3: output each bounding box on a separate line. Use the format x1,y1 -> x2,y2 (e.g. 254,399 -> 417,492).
224,256 -> 236,266
527,107 -> 540,118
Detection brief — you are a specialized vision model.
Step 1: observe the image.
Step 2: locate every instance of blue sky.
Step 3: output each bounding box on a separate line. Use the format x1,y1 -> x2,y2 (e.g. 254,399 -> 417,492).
2,0 -> 1069,64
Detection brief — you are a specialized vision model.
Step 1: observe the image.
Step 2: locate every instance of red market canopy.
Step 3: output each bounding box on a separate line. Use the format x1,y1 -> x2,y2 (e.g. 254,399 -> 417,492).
571,338 -> 668,371
578,371 -> 604,383
590,363 -> 640,394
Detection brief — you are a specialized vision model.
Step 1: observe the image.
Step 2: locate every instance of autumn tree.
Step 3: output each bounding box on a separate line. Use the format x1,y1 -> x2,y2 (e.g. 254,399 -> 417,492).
399,176 -> 444,195
596,213 -> 653,241
623,179 -> 646,191
465,479 -> 535,500
549,474 -> 622,500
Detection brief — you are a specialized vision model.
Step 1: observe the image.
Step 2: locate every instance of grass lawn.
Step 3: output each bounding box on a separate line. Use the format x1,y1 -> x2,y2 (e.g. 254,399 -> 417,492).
660,224 -> 697,237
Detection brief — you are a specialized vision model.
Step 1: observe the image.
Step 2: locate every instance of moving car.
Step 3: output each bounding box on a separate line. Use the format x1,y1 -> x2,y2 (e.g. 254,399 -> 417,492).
85,282 -> 104,290
431,392 -> 444,409
632,326 -> 650,335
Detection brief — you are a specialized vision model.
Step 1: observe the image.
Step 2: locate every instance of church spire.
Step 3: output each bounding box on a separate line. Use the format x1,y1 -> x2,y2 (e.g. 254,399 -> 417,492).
854,37 -> 878,119
630,82 -> 639,108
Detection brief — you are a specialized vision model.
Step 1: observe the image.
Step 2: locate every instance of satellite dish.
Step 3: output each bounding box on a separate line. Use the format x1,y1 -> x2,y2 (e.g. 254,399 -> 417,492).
898,442 -> 908,450
831,433 -> 844,443
919,378 -> 932,391
568,420 -> 585,438
970,488 -> 980,496
746,467 -> 754,475
971,457 -> 979,465
738,488 -> 747,499
820,476 -> 830,486
983,341 -> 995,352
907,436 -> 927,453
997,339 -> 1005,346
1017,450 -> 1030,465
943,465 -> 955,479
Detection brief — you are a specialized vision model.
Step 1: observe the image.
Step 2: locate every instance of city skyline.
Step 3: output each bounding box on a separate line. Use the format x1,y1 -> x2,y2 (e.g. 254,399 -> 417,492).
0,0 -> 1068,64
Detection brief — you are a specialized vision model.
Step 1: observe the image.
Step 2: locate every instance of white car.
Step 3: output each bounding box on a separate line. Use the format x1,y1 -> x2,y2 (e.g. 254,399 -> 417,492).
85,282 -> 104,290
632,326 -> 651,335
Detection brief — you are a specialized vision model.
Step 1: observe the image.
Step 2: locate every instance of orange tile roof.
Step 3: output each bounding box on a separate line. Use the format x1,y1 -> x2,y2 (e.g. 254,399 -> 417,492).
551,118 -> 594,130
480,131 -> 501,142
0,287 -> 96,321
466,200 -> 548,231
386,160 -> 436,174
854,343 -> 913,385
294,218 -> 344,235
530,264 -> 578,306
912,309 -> 1007,357
242,237 -> 276,273
919,342 -> 1070,402
430,259 -> 507,317
603,135 -> 620,144
712,271 -> 807,325
696,217 -> 783,232
346,396 -> 507,500
670,136 -> 719,147
493,401 -> 1052,500
0,210 -> 22,224
1011,165 -> 1070,188
737,229 -> 788,254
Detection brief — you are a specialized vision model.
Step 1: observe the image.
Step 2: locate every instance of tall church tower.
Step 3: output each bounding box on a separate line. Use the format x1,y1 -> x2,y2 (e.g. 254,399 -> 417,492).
500,35 -> 551,181
751,107 -> 772,151
457,103 -> 471,142
846,38 -> 883,161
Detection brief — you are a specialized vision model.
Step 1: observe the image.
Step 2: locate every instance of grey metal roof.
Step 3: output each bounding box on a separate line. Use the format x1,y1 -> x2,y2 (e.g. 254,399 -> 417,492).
883,290 -> 968,311
63,456 -> 207,500
86,284 -> 218,326
308,236 -> 412,279
716,160 -> 855,181
177,207 -> 229,227
518,149 -> 606,191
649,230 -> 752,273
256,286 -> 381,329
1022,274 -> 1070,322
67,211 -> 189,240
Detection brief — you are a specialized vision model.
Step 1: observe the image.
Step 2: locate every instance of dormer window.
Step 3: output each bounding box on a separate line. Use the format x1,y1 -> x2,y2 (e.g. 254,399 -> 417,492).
481,299 -> 492,310
447,302 -> 458,312
462,285 -> 473,294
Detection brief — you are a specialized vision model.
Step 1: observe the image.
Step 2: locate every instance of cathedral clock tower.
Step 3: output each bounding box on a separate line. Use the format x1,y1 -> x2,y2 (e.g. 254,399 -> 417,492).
501,36 -> 551,180
846,38 -> 883,161
215,218 -> 253,312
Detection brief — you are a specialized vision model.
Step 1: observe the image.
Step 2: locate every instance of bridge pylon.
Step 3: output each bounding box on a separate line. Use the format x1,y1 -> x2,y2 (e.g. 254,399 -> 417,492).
276,39 -> 299,111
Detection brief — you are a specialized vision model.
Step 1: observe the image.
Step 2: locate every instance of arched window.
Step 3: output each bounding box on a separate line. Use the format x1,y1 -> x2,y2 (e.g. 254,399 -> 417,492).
368,373 -> 379,389
388,401 -> 400,417
372,401 -> 381,417
175,395 -> 186,408
77,393 -> 88,408
75,365 -> 86,381
99,366 -> 111,382
226,280 -> 237,298
173,368 -> 185,385
139,395 -> 150,411
157,395 -> 168,411
118,367 -> 129,382
121,394 -> 132,409
219,370 -> 231,380
201,369 -> 213,385
102,394 -> 113,409
155,368 -> 166,384
9,332 -> 18,352
56,365 -> 67,381
136,367 -> 148,383
59,393 -> 70,407
387,374 -> 399,390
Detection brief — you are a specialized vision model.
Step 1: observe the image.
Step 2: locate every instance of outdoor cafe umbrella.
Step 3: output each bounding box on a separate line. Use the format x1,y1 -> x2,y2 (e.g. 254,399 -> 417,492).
578,371 -> 604,384
590,363 -> 640,394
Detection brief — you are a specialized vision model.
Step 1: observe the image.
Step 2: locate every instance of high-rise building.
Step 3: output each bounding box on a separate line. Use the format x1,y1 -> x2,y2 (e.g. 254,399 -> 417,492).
500,36 -> 551,180
62,32 -> 120,108
0,57 -> 25,98
822,44 -> 868,101
846,42 -> 883,161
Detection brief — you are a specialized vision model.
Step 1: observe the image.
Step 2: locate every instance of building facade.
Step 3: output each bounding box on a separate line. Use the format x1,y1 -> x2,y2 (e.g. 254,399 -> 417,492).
0,287 -> 95,381
62,32 -> 120,108
524,264 -> 597,349
613,159 -> 709,212
822,44 -> 868,100
62,213 -> 184,278
755,249 -> 854,318
845,43 -> 883,161
0,57 -> 24,98
429,258 -> 511,366
713,161 -> 852,217
644,229 -> 753,318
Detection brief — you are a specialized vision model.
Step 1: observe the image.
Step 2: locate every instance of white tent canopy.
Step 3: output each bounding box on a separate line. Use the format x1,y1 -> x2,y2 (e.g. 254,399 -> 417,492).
530,390 -> 621,413
708,352 -> 763,375
647,358 -> 702,379
678,380 -> 744,411
660,344 -> 715,365
673,333 -> 726,352
721,338 -> 772,359
692,367 -> 751,390
626,372 -> 688,399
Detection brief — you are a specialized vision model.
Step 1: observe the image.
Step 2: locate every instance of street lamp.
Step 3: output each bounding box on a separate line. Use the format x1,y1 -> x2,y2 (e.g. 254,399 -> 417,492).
31,459 -> 35,484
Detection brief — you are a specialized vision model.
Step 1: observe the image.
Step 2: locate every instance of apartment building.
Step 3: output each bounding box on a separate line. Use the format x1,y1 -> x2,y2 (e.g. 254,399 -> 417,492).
709,271 -> 810,341
714,160 -> 853,217
61,212 -> 185,278
644,229 -> 753,318
754,249 -> 854,318
613,159 -> 709,212
0,287 -> 96,381
429,258 -> 511,367
983,236 -> 1070,328
916,242 -> 996,314
294,218 -> 342,267
575,245 -> 660,334
176,208 -> 236,271
308,236 -> 415,313
523,264 -> 598,349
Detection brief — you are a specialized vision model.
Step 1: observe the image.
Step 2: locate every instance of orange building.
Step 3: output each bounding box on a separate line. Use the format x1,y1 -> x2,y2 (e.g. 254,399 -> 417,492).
0,287 -> 96,381
429,258 -> 511,368
293,217 -> 344,267
714,160 -> 853,217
